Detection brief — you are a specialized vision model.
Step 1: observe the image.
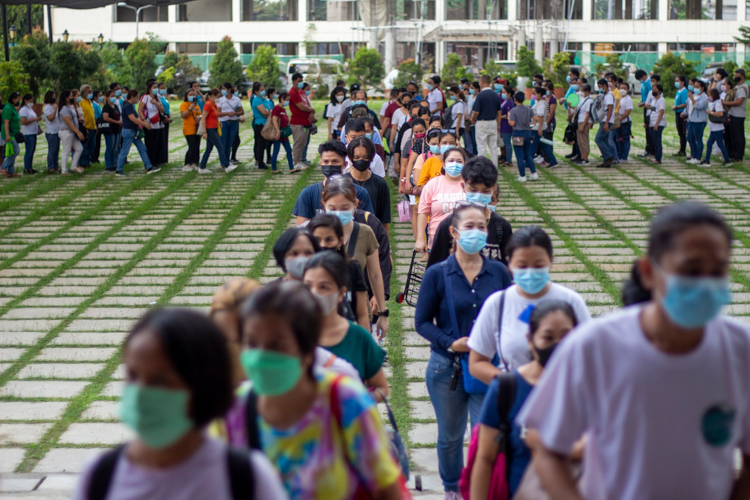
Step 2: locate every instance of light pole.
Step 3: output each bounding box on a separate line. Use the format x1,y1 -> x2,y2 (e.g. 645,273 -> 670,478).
98,33 -> 104,45
62,29 -> 69,42
117,2 -> 155,40
8,25 -> 16,47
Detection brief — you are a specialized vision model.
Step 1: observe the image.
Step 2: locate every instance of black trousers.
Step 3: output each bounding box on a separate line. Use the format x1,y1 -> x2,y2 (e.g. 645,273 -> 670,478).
728,116 -> 745,160
644,108 -> 654,154
92,130 -> 102,162
675,113 -> 687,154
159,122 -> 169,165
253,122 -> 268,167
184,133 -> 201,165
232,128 -> 240,161
144,127 -> 163,168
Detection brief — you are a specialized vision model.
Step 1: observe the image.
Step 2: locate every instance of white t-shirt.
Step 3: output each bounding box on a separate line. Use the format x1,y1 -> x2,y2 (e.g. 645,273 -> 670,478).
577,97 -> 593,124
467,283 -> 591,371
140,95 -> 163,130
466,94 -> 476,118
393,108 -> 409,133
448,100 -> 465,130
427,88 -> 442,114
218,95 -> 242,122
42,104 -> 60,134
344,154 -> 385,178
708,100 -> 726,132
19,104 -> 39,136
325,102 -> 343,120
519,306 -> 750,500
532,100 -> 548,131
379,100 -> 391,117
619,94 -> 633,123
649,96 -> 667,127
644,92 -> 654,117
602,92 -> 615,123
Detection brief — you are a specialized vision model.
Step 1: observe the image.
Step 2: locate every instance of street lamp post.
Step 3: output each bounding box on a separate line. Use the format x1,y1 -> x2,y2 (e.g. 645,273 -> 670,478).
98,33 -> 104,45
117,2 -> 155,40
8,25 -> 16,47
62,29 -> 69,42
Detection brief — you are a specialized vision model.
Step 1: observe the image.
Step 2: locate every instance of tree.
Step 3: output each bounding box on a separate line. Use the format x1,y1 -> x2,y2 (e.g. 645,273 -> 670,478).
723,59 -> 739,77
11,29 -> 55,98
394,59 -> 423,88
0,60 -> 32,99
545,51 -> 572,87
145,32 -> 168,55
653,52 -> 698,97
124,38 -> 157,90
441,53 -> 473,86
1,5 -> 43,46
736,25 -> 750,45
245,45 -> 282,89
517,46 -> 544,78
209,36 -> 244,88
99,40 -> 127,85
346,47 -> 385,90
163,53 -> 203,96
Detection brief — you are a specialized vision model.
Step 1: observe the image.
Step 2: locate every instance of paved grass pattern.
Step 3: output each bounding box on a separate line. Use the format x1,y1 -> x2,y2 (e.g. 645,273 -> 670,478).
1,99 -> 750,498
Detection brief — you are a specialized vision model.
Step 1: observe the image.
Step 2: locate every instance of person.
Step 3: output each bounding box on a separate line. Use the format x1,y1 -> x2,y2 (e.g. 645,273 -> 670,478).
446,86 -> 466,139
78,84 -> 97,168
379,87 -> 400,141
572,84 -> 593,166
529,86 -> 557,170
71,308 -> 288,500
303,252 -> 389,396
360,116 -> 384,159
592,78 -> 615,169
219,82 -> 243,168
498,85 -> 514,167
57,90 -> 85,176
267,91 -> 296,173
672,76 -> 689,157
180,88 -> 202,172
343,136 -> 391,234
539,81 -> 558,166
507,91 -> 537,182
101,90 -> 122,173
685,79 -> 709,164
724,68 -> 748,163
18,93 -> 41,175
427,156 -> 513,268
188,81 -> 205,111
647,83 -> 666,165
91,89 -> 104,164
462,82 -> 478,156
470,301 -> 581,499
309,214 -> 370,329
635,69 -> 654,158
389,91 -> 412,151
326,86 -> 346,141
406,80 -> 423,102
293,141 -> 374,224
288,72 -> 315,170
520,201 -> 750,500
342,119 -> 386,177
117,89 -> 158,176
403,116 -> 437,191
0,92 -> 22,177
262,87 -> 276,165
471,75 -> 502,166
616,81 -> 633,163
414,202 -> 513,499
200,88 -> 235,174
702,88 -> 732,167
416,131 -> 459,192
231,85 -> 243,165
467,225 -> 591,381
272,227 -> 321,281
139,81 -> 165,169
42,90 -> 60,173
157,82 -> 172,166
239,281 -> 406,499
426,75 -> 445,115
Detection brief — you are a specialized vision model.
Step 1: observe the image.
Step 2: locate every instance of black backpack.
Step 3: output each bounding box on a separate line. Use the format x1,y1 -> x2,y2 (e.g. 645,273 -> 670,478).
87,444 -> 255,500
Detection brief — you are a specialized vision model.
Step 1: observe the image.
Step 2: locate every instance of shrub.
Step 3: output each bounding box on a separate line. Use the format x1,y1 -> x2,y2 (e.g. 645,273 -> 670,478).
517,45 -> 543,78
441,53 -> 473,86
209,36 -> 244,88
653,52 -> 698,97
394,59 -> 423,88
245,45 -> 282,89
346,47 -> 385,90
0,60 -> 32,99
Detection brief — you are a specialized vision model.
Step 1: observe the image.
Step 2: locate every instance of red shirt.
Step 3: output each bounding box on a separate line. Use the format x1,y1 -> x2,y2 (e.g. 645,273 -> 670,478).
272,105 -> 290,142
288,87 -> 311,126
204,100 -> 219,129
384,101 -> 400,119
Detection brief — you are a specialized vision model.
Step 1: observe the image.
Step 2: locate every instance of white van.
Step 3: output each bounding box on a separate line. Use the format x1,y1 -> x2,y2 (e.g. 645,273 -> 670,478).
286,58 -> 343,90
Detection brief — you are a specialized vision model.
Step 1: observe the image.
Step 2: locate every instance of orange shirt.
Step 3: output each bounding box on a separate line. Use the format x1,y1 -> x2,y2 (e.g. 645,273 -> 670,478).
180,101 -> 201,135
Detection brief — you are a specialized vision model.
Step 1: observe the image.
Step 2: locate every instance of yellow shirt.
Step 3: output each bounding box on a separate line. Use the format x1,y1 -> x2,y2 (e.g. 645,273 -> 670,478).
418,157 -> 444,187
81,99 -> 96,130
612,87 -> 622,114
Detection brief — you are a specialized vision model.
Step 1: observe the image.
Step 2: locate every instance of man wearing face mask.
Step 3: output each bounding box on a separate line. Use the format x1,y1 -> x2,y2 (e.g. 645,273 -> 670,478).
593,78 -> 615,169
293,141 -> 374,225
78,84 -> 98,168
342,119 -> 386,177
344,136 -> 391,235
288,72 -> 315,170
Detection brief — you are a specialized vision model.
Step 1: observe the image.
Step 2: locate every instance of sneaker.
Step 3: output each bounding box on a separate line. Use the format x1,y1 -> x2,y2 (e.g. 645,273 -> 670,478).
638,151 -> 650,157
538,160 -> 550,167
672,151 -> 686,157
146,167 -> 161,175
517,176 -> 527,182
565,152 -> 577,159
104,168 -> 116,174
576,159 -> 590,165
533,155 -> 542,162
528,173 -> 539,181
115,171 -> 126,177
546,163 -> 559,169
722,161 -> 733,167
23,170 -> 36,175
182,164 -> 196,172
225,164 -> 238,173
596,163 -> 612,169
257,164 -> 269,170
698,160 -> 710,167
686,158 -> 700,164
443,492 -> 462,500
198,168 -> 212,174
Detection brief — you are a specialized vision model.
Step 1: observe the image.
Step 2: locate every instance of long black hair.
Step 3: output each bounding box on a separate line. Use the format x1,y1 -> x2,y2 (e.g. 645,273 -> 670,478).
506,226 -> 553,261
529,300 -> 578,337
309,214 -> 347,261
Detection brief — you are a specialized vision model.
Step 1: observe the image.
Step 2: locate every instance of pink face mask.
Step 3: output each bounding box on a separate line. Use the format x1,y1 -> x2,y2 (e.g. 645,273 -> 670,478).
708,97 -> 714,102
722,85 -> 728,92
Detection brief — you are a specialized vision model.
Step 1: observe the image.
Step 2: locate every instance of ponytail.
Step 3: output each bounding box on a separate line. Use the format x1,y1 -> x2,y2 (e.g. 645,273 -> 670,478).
621,259 -> 652,306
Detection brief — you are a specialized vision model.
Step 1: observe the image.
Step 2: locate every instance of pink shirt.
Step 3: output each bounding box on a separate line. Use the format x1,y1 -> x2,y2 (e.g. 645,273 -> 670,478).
418,175 -> 465,246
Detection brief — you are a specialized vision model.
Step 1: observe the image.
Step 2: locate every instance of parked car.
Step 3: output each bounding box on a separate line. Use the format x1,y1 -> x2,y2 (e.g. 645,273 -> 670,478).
702,62 -> 724,84
493,59 -> 518,73
286,58 -> 343,90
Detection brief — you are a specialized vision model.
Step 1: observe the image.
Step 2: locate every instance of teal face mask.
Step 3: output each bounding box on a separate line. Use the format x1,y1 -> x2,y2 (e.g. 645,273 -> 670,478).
365,133 -> 373,139
469,89 -> 475,95
329,209 -> 354,226
426,84 -> 433,91
662,274 -> 731,328
429,144 -> 440,155
501,93 -> 508,100
259,90 -> 266,96
354,100 -> 366,106
120,384 -> 193,450
487,204 -> 496,213
513,267 -> 551,294
160,88 -> 167,95
188,96 -> 195,102
240,349 -> 302,396
221,89 -> 228,96
440,144 -> 452,154
465,192 -> 492,206
570,84 -> 578,91
109,97 -> 117,104
494,83 -> 502,91
87,93 -> 93,100
456,229 -> 487,254
444,161 -> 463,177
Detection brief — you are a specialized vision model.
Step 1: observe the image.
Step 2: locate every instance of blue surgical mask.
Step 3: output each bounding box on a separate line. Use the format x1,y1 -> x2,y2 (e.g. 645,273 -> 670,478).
465,192 -> 492,206
566,75 -> 571,83
449,95 -> 456,101
426,84 -> 433,91
87,93 -> 93,100
662,274 -> 730,329
283,101 -> 290,107
469,89 -> 475,95
76,96 -> 82,103
305,90 -> 311,96
328,209 -> 354,226
570,84 -> 578,92
444,161 -> 463,177
494,83 -> 502,91
159,88 -> 166,95
152,88 -> 158,95
115,90 -> 122,97
440,144 -> 452,154
298,82 -> 305,89
109,97 -> 117,104
429,145 -> 440,155
221,89 -> 228,96
365,133 -> 372,139
98,96 -> 104,103
688,85 -> 694,92
188,96 -> 195,102
456,229 -> 487,254
487,204 -> 496,213
354,100 -> 366,106
501,93 -> 508,100
513,267 -> 551,295
694,89 -> 701,95
674,82 -> 680,89
259,90 -> 266,96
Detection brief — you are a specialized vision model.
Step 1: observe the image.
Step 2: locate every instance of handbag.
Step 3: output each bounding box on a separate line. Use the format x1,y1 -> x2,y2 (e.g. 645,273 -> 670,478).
261,118 -> 276,141
78,123 -> 88,141
14,132 -> 24,143
280,125 -> 293,138
309,123 -> 318,135
398,196 -> 412,222
512,135 -> 524,146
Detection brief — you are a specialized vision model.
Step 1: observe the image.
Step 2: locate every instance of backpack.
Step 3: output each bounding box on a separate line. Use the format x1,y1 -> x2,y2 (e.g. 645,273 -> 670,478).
564,122 -> 577,144
590,94 -> 606,123
459,372 -> 518,500
572,97 -> 590,124
87,444 -> 254,500
442,102 -> 455,131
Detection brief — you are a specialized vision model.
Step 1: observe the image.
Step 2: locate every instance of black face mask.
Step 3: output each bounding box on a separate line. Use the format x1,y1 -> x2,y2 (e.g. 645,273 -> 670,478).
534,343 -> 558,368
321,164 -> 343,178
352,159 -> 370,172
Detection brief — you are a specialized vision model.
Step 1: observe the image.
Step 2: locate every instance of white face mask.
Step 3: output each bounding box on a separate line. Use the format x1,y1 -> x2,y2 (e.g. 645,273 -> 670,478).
336,95 -> 344,102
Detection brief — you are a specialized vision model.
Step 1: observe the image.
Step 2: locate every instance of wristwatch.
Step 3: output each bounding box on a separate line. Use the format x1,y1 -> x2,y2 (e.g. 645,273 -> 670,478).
378,309 -> 390,317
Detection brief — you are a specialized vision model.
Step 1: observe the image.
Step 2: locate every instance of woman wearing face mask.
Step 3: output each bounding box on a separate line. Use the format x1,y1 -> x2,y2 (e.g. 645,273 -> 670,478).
447,86 -> 466,139
322,177 -> 388,339
415,203 -> 513,499
91,90 -> 104,165
407,128 -> 440,200
157,82 -> 172,167
648,84 -> 666,165
57,90 -> 86,176
426,75 -> 445,115
251,82 -> 271,170
469,300 -> 581,499
508,92 -> 537,183
686,80 -> 709,164
271,92 -> 296,173
71,308 -> 288,500
520,202 -> 750,500
200,88 -> 234,174
701,88 -> 732,167
343,137 -> 391,234
139,80 -> 165,169
42,90 -> 60,173
18,94 -> 42,175
326,86 -> 346,141
180,88 -> 202,171
468,225 -> 591,383
499,85 -> 515,167
101,89 -> 123,172
272,227 -> 321,282
240,281 -> 407,500
309,214 -> 370,329
417,132 -> 459,192
389,91 -> 412,148
0,92 -> 22,177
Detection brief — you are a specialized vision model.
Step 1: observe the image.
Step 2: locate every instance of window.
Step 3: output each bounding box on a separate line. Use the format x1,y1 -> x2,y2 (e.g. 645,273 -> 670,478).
447,0 -> 506,19
561,0 -> 583,19
240,42 -> 299,55
309,0 -> 360,20
445,42 -> 507,70
242,0 -> 298,20
178,0 -> 232,21
115,5 -> 168,21
396,42 -> 436,67
591,0 -> 658,19
313,42 -> 341,55
669,0 -> 736,19
175,42 -> 219,54
400,0 -> 437,19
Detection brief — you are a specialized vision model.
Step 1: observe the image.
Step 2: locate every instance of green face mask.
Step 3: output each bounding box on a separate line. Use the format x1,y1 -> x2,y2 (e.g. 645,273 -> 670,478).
119,384 -> 193,449
240,349 -> 302,396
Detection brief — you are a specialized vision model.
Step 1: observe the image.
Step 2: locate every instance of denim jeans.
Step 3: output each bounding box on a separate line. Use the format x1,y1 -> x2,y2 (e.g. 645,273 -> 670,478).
606,124 -> 619,161
220,120 -> 239,163
650,126 -> 664,162
302,126 -> 311,162
501,132 -> 513,162
79,129 -> 96,166
512,130 -> 535,177
23,134 -> 37,172
117,128 -> 152,173
271,140 -> 294,171
705,130 -> 730,163
595,122 -> 613,161
463,126 -> 477,156
201,128 -> 228,169
104,133 -> 118,170
1,139 -> 19,174
616,121 -> 631,160
687,121 -> 706,160
425,352 -> 484,492
46,133 -> 60,171
533,130 -> 558,166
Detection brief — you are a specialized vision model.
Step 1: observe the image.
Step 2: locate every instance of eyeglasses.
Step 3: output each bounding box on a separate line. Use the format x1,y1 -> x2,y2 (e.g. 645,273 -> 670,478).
455,200 -> 487,209
440,128 -> 457,134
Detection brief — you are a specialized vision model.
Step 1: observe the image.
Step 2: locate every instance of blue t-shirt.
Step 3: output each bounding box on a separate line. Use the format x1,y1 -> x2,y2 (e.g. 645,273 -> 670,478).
674,87 -> 688,114
479,371 -> 534,496
292,182 -> 375,220
640,79 -> 652,103
196,94 -> 205,112
160,96 -> 170,115
252,95 -> 273,126
93,102 -> 102,119
121,102 -> 138,130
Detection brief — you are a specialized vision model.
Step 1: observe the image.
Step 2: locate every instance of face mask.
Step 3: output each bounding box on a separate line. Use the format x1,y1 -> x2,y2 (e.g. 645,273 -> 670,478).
688,85 -> 694,92
152,88 -> 158,95
426,84 -> 434,91
534,342 -> 558,368
440,144 -> 453,154
661,274 -> 730,329
487,204 -> 496,213
221,89 -> 228,96
494,83 -> 502,91
444,161 -> 463,177
469,89 -> 475,95
298,82 -> 305,89
321,164 -> 342,177
501,93 -> 508,100
354,100 -> 366,106
259,90 -> 266,97
76,96 -> 82,103
85,93 -> 92,100
314,292 -> 339,315
722,85 -> 728,93
429,144 -> 440,155
240,349 -> 302,396
352,159 -> 370,172
285,256 -> 310,279
456,229 -> 488,254
283,101 -> 290,107
115,90 -> 122,97
652,91 -> 659,98
365,133 -> 372,139
305,91 -> 311,96
109,97 -> 117,104
159,89 -> 166,95
465,192 -> 492,206
119,384 -> 192,450
566,75 -> 571,83
329,209 -> 355,226
708,97 -> 714,103
414,132 -> 426,139
98,96 -> 104,103
694,89 -> 701,95
513,267 -> 551,294
597,89 -> 604,94
336,95 -> 344,102
570,84 -> 578,92
188,95 -> 195,102
674,82 -> 680,89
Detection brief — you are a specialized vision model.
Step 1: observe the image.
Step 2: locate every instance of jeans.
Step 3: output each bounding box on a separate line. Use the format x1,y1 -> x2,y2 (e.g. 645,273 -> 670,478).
79,129 -> 96,166
184,134 -> 201,165
533,130 -> 557,166
426,352 -> 484,492
117,128 -> 152,173
675,113 -> 687,154
644,108 -> 654,154
221,120 -> 239,164
501,132 -> 513,162
687,121 -> 706,160
705,130 -> 730,163
23,134 -> 37,172
271,140 -> 294,171
253,122 -> 268,167
1,139 -> 19,174
232,127 -> 240,161
595,122 -> 613,161
46,133 -> 60,171
302,126 -> 311,162
616,121 -> 631,160
463,126 -> 477,156
201,128 -> 228,169
512,130 -> 535,177
104,133 -> 118,170
606,124 -> 619,162
650,126 -> 664,163
727,116 -> 745,160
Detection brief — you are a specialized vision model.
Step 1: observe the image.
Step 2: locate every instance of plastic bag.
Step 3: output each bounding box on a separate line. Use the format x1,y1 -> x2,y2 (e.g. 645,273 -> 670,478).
398,196 -> 411,222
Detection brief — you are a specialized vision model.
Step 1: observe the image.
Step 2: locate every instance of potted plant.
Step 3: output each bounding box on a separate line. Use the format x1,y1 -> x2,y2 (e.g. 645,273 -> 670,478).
554,84 -> 565,99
